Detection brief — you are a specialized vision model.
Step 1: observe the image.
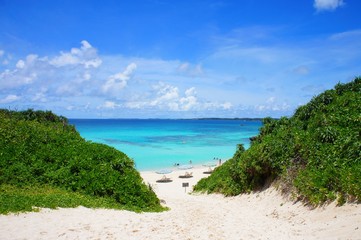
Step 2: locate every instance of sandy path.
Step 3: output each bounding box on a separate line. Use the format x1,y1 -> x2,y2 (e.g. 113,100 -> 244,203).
1,167 -> 360,240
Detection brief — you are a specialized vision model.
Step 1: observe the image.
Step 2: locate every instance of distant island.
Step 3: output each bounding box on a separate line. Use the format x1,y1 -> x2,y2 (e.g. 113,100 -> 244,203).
192,117 -> 265,121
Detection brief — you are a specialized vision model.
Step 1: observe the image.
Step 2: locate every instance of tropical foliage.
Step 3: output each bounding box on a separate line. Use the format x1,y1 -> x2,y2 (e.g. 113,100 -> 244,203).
0,109 -> 164,213
194,77 -> 361,205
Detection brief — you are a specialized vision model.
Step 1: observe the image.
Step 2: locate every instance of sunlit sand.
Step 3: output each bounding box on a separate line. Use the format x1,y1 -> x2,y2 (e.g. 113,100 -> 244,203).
1,165 -> 360,239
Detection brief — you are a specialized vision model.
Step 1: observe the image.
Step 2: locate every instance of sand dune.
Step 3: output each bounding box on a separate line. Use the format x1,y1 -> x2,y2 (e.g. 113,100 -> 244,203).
1,166 -> 360,240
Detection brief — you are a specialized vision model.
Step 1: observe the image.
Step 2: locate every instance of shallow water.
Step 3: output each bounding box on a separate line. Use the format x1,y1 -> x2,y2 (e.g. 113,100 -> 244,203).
69,119 -> 262,171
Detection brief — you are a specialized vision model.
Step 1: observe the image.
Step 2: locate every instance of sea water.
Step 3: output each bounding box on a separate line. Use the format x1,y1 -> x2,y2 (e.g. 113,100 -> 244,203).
69,119 -> 262,171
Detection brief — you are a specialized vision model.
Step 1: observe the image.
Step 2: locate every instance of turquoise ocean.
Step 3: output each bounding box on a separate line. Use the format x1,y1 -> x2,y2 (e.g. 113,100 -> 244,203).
69,119 -> 262,171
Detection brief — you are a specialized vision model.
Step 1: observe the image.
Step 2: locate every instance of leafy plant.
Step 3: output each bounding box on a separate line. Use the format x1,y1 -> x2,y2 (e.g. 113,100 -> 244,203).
0,109 -> 165,213
194,77 -> 361,205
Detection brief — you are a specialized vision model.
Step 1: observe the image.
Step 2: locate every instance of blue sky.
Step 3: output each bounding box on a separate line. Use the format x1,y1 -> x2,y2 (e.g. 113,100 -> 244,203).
0,0 -> 360,118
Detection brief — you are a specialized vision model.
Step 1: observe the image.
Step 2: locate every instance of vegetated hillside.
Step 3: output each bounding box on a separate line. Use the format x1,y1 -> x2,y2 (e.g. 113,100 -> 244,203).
0,109 -> 163,213
194,77 -> 361,205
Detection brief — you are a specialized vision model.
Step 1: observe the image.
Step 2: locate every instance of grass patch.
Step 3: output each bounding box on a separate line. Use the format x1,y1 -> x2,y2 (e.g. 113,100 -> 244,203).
0,184 -> 166,215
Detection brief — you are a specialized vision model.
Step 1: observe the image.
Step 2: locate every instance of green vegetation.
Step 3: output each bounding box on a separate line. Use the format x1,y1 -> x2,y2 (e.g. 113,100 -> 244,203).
0,184 -> 128,214
194,77 -> 361,205
0,109 -> 165,214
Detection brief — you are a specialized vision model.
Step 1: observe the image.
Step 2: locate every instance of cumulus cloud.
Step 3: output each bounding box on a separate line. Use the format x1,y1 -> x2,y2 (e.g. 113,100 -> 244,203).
124,82 -> 231,112
15,54 -> 38,70
124,82 -> 192,111
16,60 -> 25,69
102,63 -> 137,95
0,42 -> 102,91
50,40 -> 102,68
81,40 -> 92,49
0,94 -> 20,103
0,40 -> 105,105
153,82 -> 179,103
0,68 -> 38,89
1,41 -> 236,117
179,87 -> 198,111
314,0 -> 344,11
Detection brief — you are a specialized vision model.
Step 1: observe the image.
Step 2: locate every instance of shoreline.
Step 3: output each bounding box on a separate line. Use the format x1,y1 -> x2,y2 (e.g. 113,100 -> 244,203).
1,166 -> 360,239
135,157 -> 226,173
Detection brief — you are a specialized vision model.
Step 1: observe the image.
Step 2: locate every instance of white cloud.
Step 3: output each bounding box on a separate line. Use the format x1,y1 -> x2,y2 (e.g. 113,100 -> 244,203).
314,0 -> 344,11
81,40 -> 92,49
0,94 -> 20,103
99,101 -> 118,109
0,54 -> 40,88
32,89 -> 47,102
124,82 -> 231,113
50,52 -> 78,66
0,41 -> 105,103
185,87 -> 196,97
0,68 -> 37,89
15,54 -> 38,69
16,60 -> 25,69
179,95 -> 197,111
50,40 -> 102,68
102,63 -> 137,95
0,50 -> 4,57
1,29 -> 359,118
153,82 -> 179,103
179,87 -> 198,111
124,82 -> 185,110
255,99 -> 290,113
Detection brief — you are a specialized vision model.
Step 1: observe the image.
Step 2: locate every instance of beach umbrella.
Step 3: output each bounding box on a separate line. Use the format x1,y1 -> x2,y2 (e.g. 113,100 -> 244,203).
178,164 -> 194,178
155,169 -> 173,183
156,169 -> 173,175
178,164 -> 193,170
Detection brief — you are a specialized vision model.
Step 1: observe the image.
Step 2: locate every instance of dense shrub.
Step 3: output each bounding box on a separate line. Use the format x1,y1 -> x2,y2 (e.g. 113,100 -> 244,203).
194,77 -> 361,205
0,109 -> 163,212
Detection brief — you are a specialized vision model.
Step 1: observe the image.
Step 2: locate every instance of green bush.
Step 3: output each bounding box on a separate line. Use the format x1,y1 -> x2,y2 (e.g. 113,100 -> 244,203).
194,77 -> 361,205
0,109 -> 164,213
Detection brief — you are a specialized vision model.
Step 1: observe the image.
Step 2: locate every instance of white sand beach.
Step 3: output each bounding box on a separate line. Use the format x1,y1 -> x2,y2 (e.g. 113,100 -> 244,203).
1,166 -> 360,240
